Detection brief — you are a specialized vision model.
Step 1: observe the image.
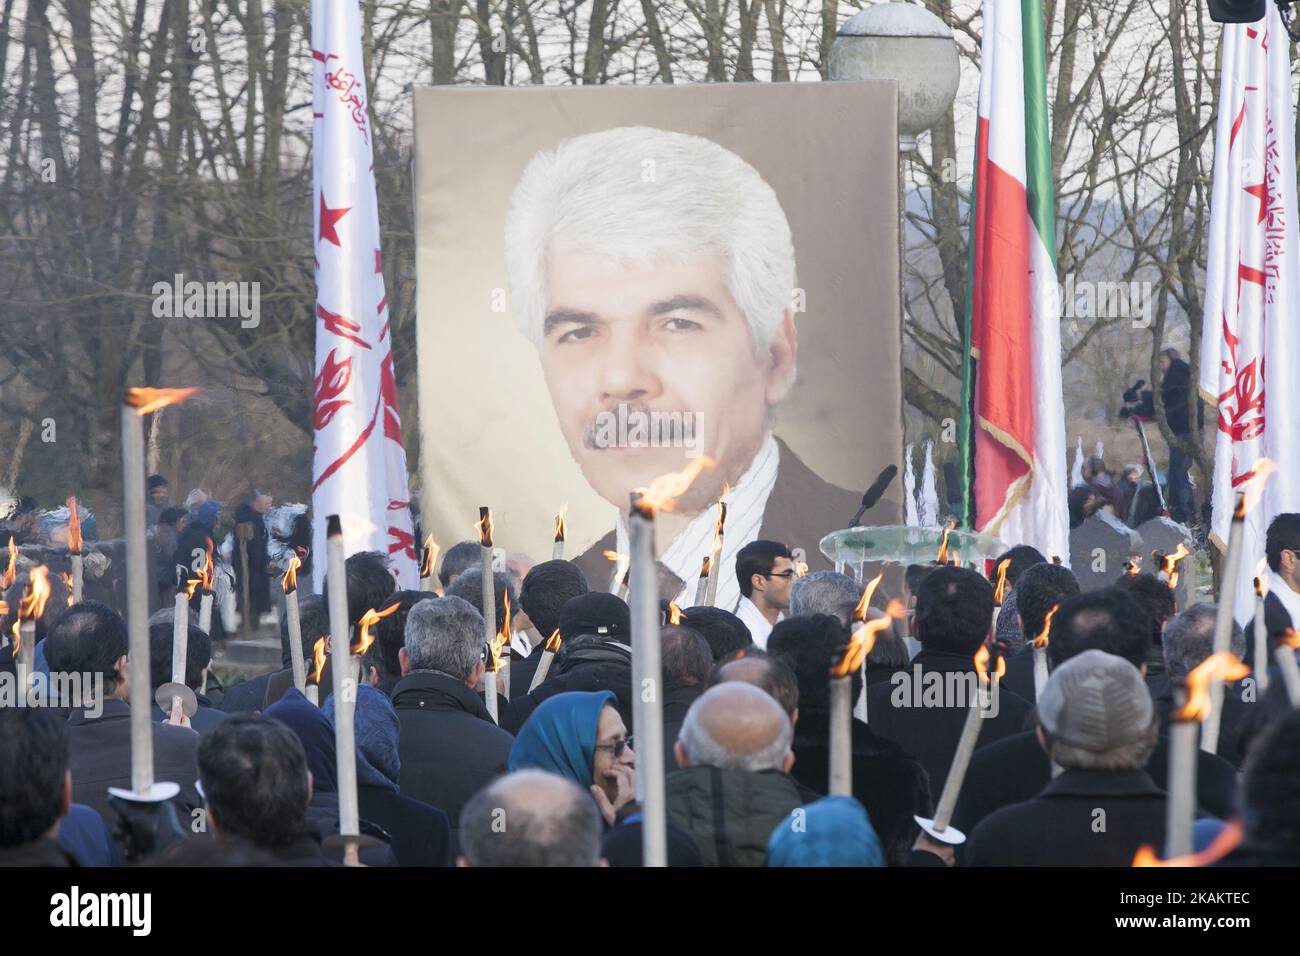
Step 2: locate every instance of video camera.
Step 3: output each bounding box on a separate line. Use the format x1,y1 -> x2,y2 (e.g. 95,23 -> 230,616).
1118,380 -> 1155,421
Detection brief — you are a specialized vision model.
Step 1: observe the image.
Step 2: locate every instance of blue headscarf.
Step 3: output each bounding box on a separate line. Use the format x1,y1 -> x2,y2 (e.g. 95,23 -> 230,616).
508,690 -> 615,788
265,688 -> 338,794
324,684 -> 400,793
766,797 -> 884,867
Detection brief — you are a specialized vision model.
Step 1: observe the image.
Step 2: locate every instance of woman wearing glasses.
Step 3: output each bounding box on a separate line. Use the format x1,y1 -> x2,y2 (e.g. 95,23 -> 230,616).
507,690 -> 636,827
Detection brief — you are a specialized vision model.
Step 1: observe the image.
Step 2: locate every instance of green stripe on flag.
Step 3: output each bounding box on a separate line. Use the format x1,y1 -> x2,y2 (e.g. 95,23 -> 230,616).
1021,0 -> 1057,265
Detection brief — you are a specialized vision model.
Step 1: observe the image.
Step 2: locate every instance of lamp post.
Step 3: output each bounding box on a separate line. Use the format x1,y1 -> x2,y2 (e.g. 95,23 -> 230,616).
830,6 -> 960,502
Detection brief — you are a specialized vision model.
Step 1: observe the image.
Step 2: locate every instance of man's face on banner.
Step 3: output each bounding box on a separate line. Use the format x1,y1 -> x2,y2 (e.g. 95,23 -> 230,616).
540,249 -> 796,513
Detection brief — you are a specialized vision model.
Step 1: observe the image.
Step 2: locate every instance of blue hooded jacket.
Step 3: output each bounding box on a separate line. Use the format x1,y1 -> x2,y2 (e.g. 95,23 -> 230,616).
324,684 -> 400,793
508,690 -> 615,788
265,688 -> 338,794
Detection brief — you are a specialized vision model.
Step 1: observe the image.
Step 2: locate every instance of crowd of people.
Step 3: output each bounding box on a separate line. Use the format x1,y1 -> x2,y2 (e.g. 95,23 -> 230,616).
2,487 -> 1300,868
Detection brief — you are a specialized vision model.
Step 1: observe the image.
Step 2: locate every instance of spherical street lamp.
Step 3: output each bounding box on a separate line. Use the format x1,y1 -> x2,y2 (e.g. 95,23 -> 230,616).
828,3 -> 961,153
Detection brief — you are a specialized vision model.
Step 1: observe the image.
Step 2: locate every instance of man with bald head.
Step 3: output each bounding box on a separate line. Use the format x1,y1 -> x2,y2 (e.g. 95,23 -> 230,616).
666,682 -> 807,866
458,769 -> 605,867
709,651 -> 800,722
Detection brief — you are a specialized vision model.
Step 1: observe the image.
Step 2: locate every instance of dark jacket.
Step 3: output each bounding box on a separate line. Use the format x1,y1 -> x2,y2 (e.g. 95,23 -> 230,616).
1160,358 -> 1194,434
665,764 -> 810,867
662,685 -> 705,772
787,707 -> 933,867
232,502 -> 271,617
499,637 -> 633,735
391,671 -> 514,843
150,694 -> 226,735
356,784 -> 453,867
572,437 -> 890,589
864,648 -> 1034,797
966,768 -> 1171,866
1150,674 -> 1255,768
66,699 -> 202,827
0,838 -> 79,867
303,790 -> 398,867
218,672 -> 274,713
508,647 -> 543,700
950,728 -> 1237,840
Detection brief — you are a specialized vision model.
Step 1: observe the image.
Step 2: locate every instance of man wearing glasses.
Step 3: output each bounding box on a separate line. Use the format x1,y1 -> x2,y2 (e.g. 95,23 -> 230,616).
733,540 -> 794,650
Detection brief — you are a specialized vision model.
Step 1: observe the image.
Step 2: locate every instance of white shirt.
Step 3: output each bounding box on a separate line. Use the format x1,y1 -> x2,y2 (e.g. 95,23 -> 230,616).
613,433 -> 780,613
1267,569 -> 1300,626
735,595 -> 783,650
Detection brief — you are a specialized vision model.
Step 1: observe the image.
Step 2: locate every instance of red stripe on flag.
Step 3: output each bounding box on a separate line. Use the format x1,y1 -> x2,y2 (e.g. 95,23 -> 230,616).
970,116 -> 1035,527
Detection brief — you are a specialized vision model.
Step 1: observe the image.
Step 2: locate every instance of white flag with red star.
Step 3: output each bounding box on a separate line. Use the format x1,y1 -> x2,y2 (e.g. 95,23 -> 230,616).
310,0 -> 417,590
1200,7 -> 1300,621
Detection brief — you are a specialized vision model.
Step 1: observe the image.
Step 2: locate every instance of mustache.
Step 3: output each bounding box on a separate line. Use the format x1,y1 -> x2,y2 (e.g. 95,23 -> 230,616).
581,402 -> 701,450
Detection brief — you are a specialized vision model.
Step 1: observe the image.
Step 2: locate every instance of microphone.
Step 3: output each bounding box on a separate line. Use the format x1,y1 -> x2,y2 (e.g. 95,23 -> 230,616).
847,464 -> 898,528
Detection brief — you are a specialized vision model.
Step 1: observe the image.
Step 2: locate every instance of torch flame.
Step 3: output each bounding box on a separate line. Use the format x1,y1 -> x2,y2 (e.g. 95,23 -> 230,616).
123,386 -> 201,415
1124,556 -> 1142,576
1278,628 -> 1300,651
554,506 -> 567,543
713,500 -> 728,538
668,602 -> 684,626
486,592 -> 512,673
1172,652 -> 1251,722
699,555 -> 711,579
355,601 -> 401,656
936,520 -> 956,564
832,599 -> 904,678
852,571 -> 885,625
1159,543 -> 1191,590
603,550 -> 621,563
974,643 -> 1006,683
18,566 -> 52,621
66,496 -> 83,554
545,628 -> 562,653
476,507 -> 494,548
60,572 -> 74,606
1235,458 -> 1278,517
310,638 -> 327,684
633,458 -> 717,516
1,538 -> 17,590
1032,605 -> 1058,649
794,559 -> 809,577
1132,820 -> 1244,868
419,534 -> 439,580
993,558 -> 1011,605
181,577 -> 201,600
199,542 -> 214,593
282,554 -> 301,594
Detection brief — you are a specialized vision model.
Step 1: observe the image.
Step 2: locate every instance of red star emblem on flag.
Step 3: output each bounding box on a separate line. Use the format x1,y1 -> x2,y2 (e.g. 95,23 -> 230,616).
319,193 -> 351,247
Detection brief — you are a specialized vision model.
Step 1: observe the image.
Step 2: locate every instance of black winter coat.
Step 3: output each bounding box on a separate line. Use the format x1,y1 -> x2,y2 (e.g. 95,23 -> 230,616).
498,637 -> 633,734
391,671 -> 514,844
864,649 -> 1034,797
966,768 -> 1173,866
950,728 -> 1237,840
66,700 -> 202,828
787,707 -> 933,867
356,784 -> 453,867
232,502 -> 271,617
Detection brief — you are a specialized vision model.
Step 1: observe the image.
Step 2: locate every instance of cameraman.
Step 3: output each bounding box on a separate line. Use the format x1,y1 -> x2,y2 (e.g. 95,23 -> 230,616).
1159,347 -> 1197,524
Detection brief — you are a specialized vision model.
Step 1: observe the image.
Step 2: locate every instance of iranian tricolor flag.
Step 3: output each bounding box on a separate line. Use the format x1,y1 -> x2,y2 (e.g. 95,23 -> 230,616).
959,0 -> 1068,561
1200,6 -> 1300,622
309,0 -> 418,590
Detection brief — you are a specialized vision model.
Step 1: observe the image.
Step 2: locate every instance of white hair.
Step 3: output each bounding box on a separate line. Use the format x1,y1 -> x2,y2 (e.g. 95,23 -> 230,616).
504,126 -> 797,368
679,695 -> 793,772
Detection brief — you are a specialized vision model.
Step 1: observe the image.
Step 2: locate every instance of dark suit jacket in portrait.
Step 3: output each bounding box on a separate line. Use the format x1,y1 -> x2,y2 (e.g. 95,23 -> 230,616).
572,437 -> 892,599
